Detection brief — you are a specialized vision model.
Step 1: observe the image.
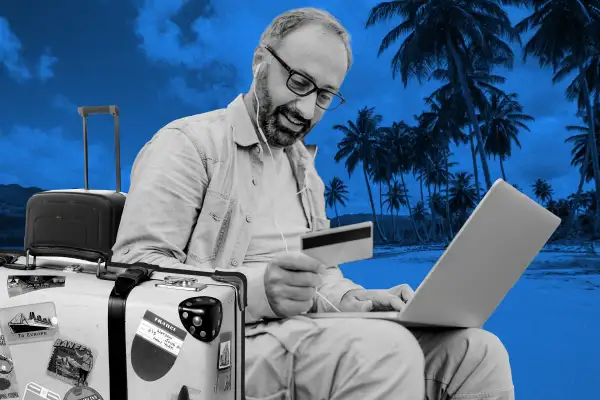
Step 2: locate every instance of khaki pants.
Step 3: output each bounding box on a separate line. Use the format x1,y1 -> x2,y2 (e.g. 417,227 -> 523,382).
245,317 -> 514,400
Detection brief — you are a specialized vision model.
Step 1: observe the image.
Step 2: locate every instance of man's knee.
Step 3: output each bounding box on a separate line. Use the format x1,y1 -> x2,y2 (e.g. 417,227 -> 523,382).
323,318 -> 425,375
439,328 -> 512,382
313,319 -> 425,399
461,329 -> 511,367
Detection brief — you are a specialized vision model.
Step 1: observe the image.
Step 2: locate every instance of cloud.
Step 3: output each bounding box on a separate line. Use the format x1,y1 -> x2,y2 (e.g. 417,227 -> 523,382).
0,125 -> 132,191
52,94 -> 77,113
0,17 -> 58,83
165,60 -> 240,111
38,53 -> 58,82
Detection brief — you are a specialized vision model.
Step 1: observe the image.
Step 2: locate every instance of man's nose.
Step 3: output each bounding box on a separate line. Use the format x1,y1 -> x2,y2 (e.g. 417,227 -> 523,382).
295,92 -> 317,120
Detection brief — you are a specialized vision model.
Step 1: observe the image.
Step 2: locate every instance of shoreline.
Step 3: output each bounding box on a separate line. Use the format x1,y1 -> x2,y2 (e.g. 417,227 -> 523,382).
374,242 -> 600,256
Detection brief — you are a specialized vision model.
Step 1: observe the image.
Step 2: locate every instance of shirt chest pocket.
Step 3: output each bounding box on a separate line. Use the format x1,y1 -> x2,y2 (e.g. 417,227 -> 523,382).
187,188 -> 231,264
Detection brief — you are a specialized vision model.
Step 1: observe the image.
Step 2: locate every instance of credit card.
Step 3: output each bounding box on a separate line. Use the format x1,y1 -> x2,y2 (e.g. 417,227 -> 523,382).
301,221 -> 373,266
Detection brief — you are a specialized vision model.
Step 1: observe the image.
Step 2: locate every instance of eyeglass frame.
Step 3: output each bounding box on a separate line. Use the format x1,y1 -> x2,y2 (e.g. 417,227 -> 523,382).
260,44 -> 345,110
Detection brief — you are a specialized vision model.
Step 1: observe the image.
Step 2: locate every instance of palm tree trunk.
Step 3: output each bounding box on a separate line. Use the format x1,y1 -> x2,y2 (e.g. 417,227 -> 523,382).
445,154 -> 453,240
390,205 -> 396,241
446,34 -> 493,189
427,181 -> 436,241
579,63 -> 600,237
400,172 -> 424,242
379,182 -> 383,218
363,164 -> 387,242
564,145 -> 590,237
499,157 -> 507,181
419,175 -> 425,204
469,133 -> 482,200
334,202 -> 340,227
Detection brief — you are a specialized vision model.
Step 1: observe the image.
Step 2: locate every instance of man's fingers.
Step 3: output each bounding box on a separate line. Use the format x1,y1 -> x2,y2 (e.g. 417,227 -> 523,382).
400,286 -> 415,302
389,296 -> 407,312
276,252 -> 323,273
341,296 -> 373,312
278,285 -> 316,301
280,269 -> 322,288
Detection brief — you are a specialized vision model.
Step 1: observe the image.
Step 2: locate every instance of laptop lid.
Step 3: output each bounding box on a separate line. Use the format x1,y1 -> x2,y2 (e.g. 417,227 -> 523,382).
397,179 -> 561,328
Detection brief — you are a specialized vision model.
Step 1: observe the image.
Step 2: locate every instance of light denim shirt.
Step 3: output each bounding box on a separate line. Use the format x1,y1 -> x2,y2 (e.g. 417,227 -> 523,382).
111,94 -> 363,323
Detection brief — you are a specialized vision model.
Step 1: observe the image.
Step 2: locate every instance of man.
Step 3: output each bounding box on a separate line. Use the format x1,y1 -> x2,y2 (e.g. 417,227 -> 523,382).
112,7 -> 514,400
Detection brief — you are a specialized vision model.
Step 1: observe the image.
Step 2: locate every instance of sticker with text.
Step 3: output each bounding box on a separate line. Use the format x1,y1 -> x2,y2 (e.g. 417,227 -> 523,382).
46,338 -> 94,387
7,275 -> 65,298
131,310 -> 187,381
0,303 -> 59,345
216,331 -> 232,392
0,331 -> 19,400
21,382 -> 60,400
135,311 -> 186,357
63,386 -> 104,400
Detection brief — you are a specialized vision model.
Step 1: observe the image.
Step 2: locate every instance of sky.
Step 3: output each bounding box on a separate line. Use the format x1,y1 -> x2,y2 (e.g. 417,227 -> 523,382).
0,0 -> 589,216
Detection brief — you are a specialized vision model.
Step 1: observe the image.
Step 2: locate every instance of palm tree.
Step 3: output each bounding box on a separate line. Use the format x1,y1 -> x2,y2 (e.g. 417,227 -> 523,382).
449,172 -> 479,228
532,178 -> 554,206
481,92 -> 534,181
379,121 -> 424,242
383,180 -> 407,241
325,177 -> 349,227
429,58 -> 505,200
564,110 -> 599,235
515,0 -> 600,233
366,0 -> 517,190
334,107 -> 388,241
369,151 -> 394,220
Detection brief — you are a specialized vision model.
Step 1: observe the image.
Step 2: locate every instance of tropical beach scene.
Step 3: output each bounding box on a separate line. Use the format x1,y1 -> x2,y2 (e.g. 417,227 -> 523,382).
0,0 -> 599,398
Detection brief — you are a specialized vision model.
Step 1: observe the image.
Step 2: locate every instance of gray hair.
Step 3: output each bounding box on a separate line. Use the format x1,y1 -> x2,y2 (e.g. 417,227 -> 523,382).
256,8 -> 353,72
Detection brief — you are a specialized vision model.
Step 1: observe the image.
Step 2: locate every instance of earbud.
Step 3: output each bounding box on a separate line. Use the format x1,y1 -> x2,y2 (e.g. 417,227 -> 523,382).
254,62 -> 263,79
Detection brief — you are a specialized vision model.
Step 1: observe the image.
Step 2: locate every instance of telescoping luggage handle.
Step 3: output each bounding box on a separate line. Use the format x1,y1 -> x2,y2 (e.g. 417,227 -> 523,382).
77,105 -> 121,192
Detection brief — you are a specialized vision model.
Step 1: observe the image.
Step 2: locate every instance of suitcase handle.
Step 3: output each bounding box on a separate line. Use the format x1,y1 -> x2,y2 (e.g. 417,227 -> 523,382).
77,105 -> 121,192
26,245 -> 110,267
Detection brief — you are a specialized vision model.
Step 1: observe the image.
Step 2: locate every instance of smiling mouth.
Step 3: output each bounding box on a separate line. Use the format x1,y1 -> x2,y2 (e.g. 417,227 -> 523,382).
282,112 -> 305,129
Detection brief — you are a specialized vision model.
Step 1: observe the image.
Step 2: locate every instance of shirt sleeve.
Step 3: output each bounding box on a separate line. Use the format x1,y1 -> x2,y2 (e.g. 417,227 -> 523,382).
111,127 -> 277,323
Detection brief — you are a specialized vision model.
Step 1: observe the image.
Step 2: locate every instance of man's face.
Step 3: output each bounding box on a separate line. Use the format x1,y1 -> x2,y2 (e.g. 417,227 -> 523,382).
252,23 -> 348,147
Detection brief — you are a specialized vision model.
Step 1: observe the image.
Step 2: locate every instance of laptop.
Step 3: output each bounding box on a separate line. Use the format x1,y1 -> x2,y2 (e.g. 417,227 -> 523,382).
307,179 -> 562,328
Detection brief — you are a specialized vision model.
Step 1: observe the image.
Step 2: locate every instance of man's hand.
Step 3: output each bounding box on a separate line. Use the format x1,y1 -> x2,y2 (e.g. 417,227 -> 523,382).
264,252 -> 325,318
339,284 -> 415,312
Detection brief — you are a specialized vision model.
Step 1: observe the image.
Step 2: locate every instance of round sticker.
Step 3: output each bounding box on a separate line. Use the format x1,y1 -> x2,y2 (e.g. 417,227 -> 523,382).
63,386 -> 104,400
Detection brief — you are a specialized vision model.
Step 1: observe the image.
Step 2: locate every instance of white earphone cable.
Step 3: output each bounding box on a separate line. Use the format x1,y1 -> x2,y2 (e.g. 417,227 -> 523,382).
253,64 -> 339,312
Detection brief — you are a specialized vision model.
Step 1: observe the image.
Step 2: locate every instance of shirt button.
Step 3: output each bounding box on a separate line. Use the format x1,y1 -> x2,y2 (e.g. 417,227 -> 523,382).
230,259 -> 238,266
252,177 -> 257,186
246,215 -> 252,223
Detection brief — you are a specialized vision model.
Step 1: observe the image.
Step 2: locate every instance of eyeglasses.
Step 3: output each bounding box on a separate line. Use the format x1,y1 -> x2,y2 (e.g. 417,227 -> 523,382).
262,44 -> 345,111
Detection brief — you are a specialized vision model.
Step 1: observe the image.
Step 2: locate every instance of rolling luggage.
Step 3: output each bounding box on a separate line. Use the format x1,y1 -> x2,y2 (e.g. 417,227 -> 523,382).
24,106 -> 126,267
0,255 -> 246,400
0,104 -> 247,399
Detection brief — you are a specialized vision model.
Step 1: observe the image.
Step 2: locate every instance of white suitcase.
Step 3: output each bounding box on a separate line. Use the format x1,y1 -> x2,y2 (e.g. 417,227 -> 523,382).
0,254 -> 246,400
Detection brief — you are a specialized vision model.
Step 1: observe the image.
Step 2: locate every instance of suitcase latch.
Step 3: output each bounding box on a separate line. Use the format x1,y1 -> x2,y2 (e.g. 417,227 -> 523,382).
156,276 -> 207,292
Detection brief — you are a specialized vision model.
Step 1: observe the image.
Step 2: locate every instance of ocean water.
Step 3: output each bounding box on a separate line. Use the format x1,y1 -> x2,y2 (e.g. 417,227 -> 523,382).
340,249 -> 600,399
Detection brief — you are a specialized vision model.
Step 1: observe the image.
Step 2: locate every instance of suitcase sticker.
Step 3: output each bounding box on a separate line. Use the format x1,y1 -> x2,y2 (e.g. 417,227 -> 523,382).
131,310 -> 187,381
22,382 -> 60,400
7,275 -> 66,298
0,331 -> 20,400
217,331 -> 232,392
0,303 -> 59,345
63,386 -> 104,400
46,338 -> 94,387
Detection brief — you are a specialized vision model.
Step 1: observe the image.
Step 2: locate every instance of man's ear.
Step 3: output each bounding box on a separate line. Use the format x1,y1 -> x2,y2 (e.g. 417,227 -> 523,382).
252,46 -> 268,75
